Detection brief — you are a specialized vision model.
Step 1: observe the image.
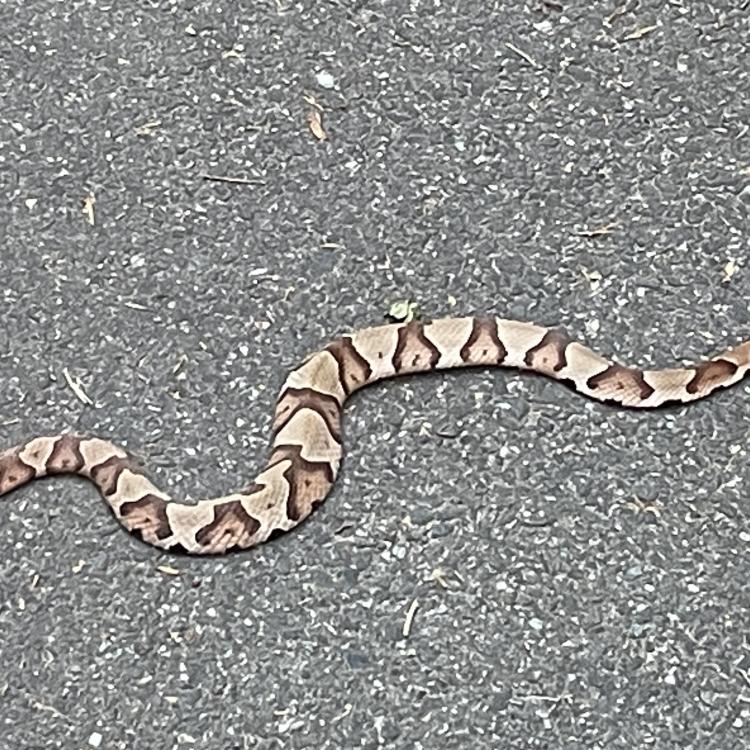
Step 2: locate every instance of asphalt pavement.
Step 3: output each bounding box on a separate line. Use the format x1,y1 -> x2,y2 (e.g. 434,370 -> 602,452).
1,1 -> 750,748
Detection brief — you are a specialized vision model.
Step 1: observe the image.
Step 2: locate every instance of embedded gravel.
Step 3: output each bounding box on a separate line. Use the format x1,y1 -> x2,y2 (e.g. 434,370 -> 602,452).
1,1 -> 750,749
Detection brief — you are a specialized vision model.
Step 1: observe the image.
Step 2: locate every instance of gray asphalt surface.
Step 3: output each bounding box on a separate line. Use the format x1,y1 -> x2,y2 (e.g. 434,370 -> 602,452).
2,1 -> 750,748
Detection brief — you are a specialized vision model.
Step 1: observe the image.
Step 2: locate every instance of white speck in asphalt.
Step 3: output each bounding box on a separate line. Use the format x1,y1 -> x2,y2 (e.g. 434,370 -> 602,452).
316,71 -> 335,89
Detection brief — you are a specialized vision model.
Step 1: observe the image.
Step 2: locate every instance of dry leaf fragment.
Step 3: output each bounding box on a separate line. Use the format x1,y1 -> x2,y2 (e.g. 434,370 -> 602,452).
580,267 -> 603,292
222,47 -> 245,61
307,110 -> 327,140
82,194 -> 96,225
388,299 -> 421,323
623,497 -> 663,517
723,259 -> 738,284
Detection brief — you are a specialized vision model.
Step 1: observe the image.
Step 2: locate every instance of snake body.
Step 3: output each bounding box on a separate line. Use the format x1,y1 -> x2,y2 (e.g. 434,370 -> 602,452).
1,316 -> 749,554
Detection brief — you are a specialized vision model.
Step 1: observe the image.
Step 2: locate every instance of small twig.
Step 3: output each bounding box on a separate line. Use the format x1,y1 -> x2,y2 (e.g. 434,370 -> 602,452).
513,692 -> 567,704
520,517 -> 556,527
62,368 -> 94,406
172,354 -> 188,375
31,699 -> 74,725
505,42 -> 539,68
392,29 -> 426,52
573,221 -> 619,238
123,300 -> 149,311
156,564 -> 181,576
200,173 -> 264,186
622,24 -> 658,41
402,598 -> 419,638
332,703 -> 353,723
605,3 -> 630,25
134,120 -> 162,136
302,93 -> 325,112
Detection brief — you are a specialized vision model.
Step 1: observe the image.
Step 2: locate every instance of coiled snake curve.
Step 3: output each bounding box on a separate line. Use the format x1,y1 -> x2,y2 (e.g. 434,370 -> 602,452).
1,316 -> 747,554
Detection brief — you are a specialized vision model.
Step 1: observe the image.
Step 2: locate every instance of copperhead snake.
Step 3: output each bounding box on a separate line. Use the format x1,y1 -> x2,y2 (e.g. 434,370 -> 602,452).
1,316 -> 748,554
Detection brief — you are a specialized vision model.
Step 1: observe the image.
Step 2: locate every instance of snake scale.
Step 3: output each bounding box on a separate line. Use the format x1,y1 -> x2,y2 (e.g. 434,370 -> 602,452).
1,316 -> 748,554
